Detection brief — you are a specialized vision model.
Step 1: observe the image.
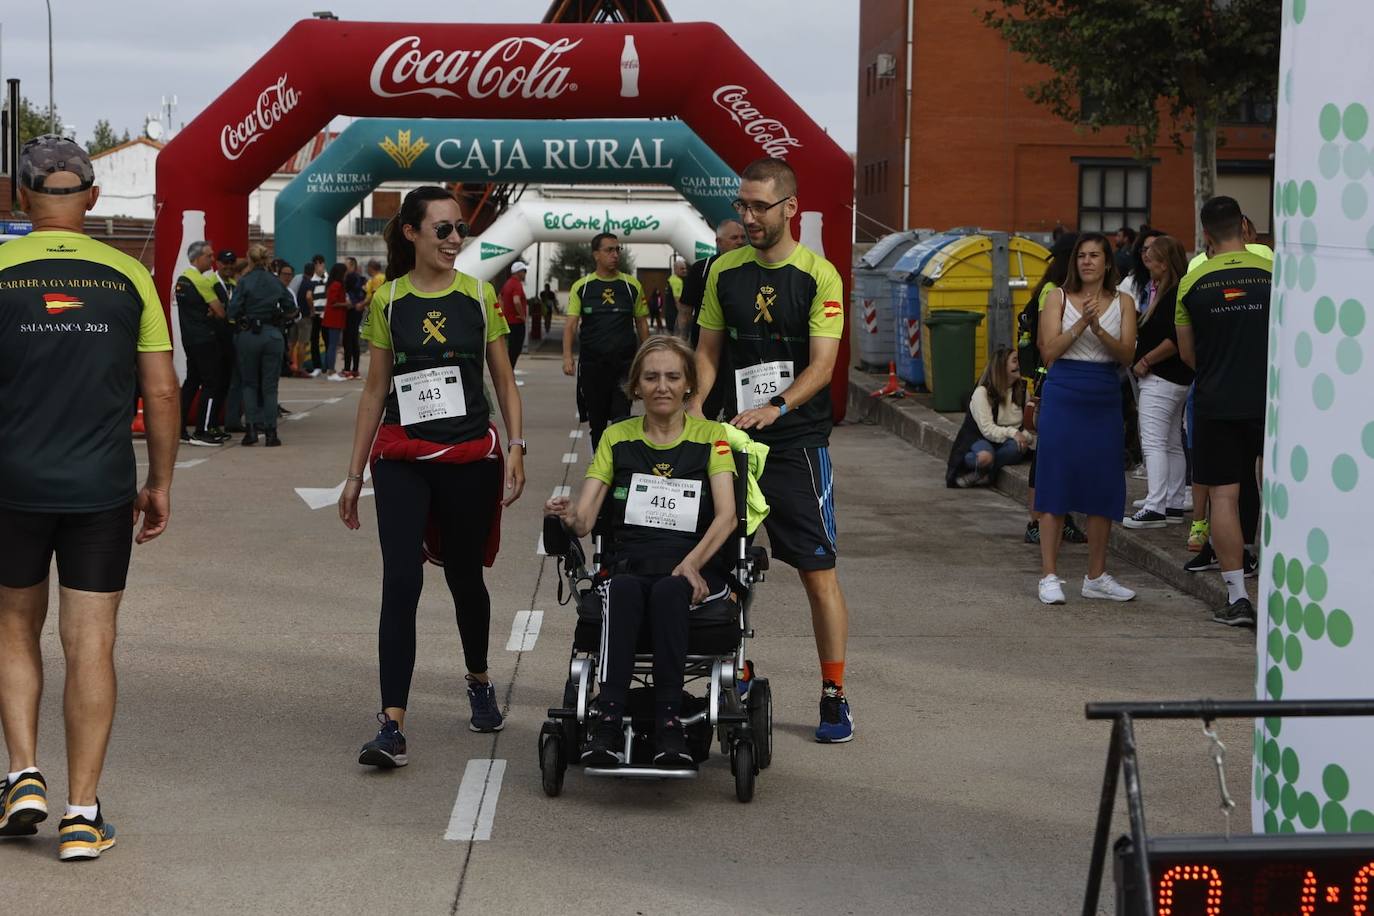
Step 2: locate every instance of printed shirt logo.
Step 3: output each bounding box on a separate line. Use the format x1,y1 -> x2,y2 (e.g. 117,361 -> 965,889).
754,285 -> 777,324
1223,287 -> 1247,302
601,287 -> 617,305
714,439 -> 731,457
379,130 -> 430,168
45,244 -> 78,254
422,310 -> 448,345
652,462 -> 674,478
43,293 -> 84,314
370,36 -> 581,101
711,85 -> 802,158
220,74 -> 300,161
823,299 -> 843,319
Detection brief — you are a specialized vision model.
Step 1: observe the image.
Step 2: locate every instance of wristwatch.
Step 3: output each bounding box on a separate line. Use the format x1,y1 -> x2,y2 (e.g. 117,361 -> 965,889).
509,438 -> 527,455
768,395 -> 789,416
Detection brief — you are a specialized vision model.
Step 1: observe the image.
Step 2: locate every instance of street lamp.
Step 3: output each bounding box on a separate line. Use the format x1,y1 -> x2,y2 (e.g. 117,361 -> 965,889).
46,0 -> 54,134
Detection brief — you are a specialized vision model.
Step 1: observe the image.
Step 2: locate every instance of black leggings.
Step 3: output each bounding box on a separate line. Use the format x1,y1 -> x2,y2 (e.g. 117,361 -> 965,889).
598,569 -> 728,721
372,458 -> 501,710
1241,467 -> 1260,546
343,309 -> 362,373
181,340 -> 227,433
579,358 -> 631,449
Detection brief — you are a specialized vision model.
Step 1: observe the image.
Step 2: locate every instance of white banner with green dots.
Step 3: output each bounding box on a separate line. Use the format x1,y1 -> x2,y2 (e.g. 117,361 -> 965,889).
1257,0 -> 1374,834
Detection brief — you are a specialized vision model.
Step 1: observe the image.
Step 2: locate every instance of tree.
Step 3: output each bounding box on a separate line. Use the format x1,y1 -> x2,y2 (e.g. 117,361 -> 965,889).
548,241 -> 636,287
89,119 -> 131,155
15,96 -> 60,145
984,0 -> 1280,246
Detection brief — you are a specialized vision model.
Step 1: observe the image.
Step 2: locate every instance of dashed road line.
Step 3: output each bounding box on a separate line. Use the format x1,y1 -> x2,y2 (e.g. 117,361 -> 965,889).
568,429 -> 584,439
443,759 -> 507,842
561,452 -> 579,463
550,485 -> 571,499
506,611 -> 543,651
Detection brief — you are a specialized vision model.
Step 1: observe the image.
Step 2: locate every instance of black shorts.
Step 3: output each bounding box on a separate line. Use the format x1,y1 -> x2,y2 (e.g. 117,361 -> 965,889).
0,504 -> 134,592
759,446 -> 837,571
1192,417 -> 1264,487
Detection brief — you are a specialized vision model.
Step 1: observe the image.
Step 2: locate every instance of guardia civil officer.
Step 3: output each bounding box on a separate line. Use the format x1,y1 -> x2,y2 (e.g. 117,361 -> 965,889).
227,245 -> 297,446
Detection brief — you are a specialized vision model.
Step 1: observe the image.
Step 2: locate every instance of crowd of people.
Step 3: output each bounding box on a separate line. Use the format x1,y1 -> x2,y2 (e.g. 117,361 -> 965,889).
950,197 -> 1271,628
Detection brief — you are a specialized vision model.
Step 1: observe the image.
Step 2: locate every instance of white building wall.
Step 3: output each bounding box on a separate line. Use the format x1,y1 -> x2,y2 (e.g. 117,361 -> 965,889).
89,143 -> 160,220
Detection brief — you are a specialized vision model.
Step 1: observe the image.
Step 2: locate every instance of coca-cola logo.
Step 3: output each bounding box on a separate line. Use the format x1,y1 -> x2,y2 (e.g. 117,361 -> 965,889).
220,75 -> 301,162
711,85 -> 802,159
370,36 -> 581,101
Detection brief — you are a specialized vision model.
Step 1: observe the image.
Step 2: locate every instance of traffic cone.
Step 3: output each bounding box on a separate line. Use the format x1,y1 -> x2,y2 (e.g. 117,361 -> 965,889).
870,361 -> 905,398
131,398 -> 145,435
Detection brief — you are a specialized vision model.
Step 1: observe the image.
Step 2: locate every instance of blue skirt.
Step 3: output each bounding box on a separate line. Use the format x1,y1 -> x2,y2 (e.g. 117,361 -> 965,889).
1033,359 -> 1126,519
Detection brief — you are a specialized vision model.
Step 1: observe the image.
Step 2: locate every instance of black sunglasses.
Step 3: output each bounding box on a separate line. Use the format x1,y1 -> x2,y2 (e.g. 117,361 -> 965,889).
431,221 -> 469,240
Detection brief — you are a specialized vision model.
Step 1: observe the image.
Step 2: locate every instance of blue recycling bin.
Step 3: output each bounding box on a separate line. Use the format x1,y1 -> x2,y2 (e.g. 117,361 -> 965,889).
886,233 -> 966,388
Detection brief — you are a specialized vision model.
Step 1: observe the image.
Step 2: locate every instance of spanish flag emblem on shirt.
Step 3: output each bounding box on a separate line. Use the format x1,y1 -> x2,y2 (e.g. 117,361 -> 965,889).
823,300 -> 843,319
43,293 -> 84,314
1222,288 -> 1246,302
715,440 -> 731,456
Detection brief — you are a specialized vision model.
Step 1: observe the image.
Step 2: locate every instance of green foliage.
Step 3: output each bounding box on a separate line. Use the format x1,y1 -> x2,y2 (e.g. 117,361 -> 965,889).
548,241 -> 636,287
15,96 -> 59,145
983,0 -> 1281,155
88,119 -> 131,155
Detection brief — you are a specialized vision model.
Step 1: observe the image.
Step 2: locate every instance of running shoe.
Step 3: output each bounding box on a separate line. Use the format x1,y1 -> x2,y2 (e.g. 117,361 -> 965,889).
582,717 -> 624,766
653,720 -> 696,770
358,713 -> 408,768
1212,597 -> 1256,628
1187,520 -> 1210,552
1063,514 -> 1088,544
1123,509 -> 1168,529
57,805 -> 115,861
466,676 -> 505,733
1038,575 -> 1066,605
184,431 -> 222,448
1185,543 -> 1219,573
1244,549 -> 1258,579
1165,508 -> 1185,525
309,368 -> 322,378
1024,522 -> 1041,545
1081,574 -> 1136,602
0,770 -> 48,836
815,682 -> 854,743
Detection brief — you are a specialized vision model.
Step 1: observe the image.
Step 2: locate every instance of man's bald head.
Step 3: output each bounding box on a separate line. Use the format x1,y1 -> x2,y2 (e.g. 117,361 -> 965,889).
18,171 -> 100,232
715,218 -> 746,253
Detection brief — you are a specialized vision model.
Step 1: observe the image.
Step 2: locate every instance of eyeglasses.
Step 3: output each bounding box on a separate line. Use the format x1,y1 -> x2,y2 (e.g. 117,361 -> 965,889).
431,221 -> 467,240
597,245 -> 623,254
731,196 -> 792,218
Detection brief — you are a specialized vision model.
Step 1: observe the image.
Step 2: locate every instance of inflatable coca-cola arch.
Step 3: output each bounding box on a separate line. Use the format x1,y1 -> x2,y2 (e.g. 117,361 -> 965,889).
155,20 -> 853,416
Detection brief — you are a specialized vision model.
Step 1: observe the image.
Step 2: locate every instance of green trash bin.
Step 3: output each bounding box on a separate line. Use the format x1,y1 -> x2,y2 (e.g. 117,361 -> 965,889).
925,310 -> 985,412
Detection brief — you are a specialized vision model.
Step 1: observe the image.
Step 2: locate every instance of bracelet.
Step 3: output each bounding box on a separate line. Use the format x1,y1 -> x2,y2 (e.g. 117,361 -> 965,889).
346,473 -> 364,481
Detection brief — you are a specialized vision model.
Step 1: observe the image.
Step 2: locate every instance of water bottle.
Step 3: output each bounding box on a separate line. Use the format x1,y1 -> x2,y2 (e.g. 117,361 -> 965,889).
620,36 -> 640,98
799,210 -> 825,257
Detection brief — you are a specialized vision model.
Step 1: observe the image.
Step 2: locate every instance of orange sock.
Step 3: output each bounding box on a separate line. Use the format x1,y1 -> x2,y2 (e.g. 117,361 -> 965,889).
820,660 -> 845,691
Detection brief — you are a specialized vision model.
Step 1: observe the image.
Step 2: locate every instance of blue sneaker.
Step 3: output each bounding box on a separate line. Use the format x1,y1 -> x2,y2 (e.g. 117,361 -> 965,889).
358,713 -> 408,768
0,770 -> 48,836
466,676 -> 505,733
814,682 -> 854,744
58,803 -> 115,861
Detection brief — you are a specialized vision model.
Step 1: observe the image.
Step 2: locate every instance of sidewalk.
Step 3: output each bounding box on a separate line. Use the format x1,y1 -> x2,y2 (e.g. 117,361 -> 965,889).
845,366 -> 1231,609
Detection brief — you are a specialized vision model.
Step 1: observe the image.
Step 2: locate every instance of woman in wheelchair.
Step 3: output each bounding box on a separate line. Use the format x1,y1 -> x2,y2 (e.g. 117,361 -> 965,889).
545,336 -> 738,769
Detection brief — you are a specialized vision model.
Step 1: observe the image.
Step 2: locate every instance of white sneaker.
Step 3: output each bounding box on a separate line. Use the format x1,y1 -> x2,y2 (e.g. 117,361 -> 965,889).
1082,574 -> 1136,602
309,368 -> 322,377
327,373 -> 345,381
1131,464 -> 1148,480
1038,575 -> 1067,605
1182,490 -> 1194,512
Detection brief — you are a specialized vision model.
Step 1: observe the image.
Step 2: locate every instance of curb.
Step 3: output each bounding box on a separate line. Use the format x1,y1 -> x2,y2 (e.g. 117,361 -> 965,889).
845,367 -> 1229,608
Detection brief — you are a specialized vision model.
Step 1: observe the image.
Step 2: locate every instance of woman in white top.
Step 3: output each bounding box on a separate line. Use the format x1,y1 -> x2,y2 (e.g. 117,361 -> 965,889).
1033,233 -> 1139,605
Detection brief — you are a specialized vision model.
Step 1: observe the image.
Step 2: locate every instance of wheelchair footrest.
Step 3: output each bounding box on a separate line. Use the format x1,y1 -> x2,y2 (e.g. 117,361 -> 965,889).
584,766 -> 699,780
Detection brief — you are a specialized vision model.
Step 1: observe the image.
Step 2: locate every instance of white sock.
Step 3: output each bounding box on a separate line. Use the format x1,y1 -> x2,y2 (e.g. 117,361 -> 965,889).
6,767 -> 38,785
1222,569 -> 1247,603
1085,573 -> 1105,584
64,803 -> 98,822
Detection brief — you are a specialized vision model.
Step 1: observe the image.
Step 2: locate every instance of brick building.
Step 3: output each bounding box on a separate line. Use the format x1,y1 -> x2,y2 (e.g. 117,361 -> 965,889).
856,1 -> 1276,249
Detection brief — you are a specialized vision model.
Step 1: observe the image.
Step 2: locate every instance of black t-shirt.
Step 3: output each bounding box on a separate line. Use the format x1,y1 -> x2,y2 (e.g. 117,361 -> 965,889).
680,255 -> 714,347
1176,251 -> 1272,420
1134,286 -> 1194,387
568,272 -> 647,363
174,268 -> 222,348
0,231 -> 172,512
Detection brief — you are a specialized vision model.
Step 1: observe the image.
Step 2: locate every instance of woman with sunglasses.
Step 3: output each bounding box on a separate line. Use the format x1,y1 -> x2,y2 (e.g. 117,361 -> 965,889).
338,186 -> 526,768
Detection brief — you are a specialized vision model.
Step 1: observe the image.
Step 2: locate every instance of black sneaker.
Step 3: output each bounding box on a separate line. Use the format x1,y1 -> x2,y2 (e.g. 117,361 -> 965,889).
582,717 -> 624,767
1063,514 -> 1088,544
208,428 -> 231,443
185,430 -> 222,447
1123,508 -> 1168,529
653,719 -> 695,770
1024,522 -> 1040,545
1244,549 -> 1258,579
1212,597 -> 1256,628
358,713 -> 408,768
1185,542 -> 1219,573
1165,508 -> 1185,525
465,675 -> 505,733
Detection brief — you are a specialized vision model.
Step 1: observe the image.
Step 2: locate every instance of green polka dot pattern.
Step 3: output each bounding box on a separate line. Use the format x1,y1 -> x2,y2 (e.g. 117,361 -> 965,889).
1259,6 -> 1372,836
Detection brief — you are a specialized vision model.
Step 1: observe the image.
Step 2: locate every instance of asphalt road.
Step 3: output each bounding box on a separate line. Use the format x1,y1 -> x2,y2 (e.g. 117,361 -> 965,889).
2,334 -> 1258,914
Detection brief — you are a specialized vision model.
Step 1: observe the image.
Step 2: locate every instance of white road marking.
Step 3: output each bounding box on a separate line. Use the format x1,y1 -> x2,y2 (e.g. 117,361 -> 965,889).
444,759 -> 507,842
551,485 -> 571,499
568,429 -> 584,439
295,467 -> 373,510
283,395 -> 347,422
536,534 -> 546,555
516,380 -> 525,387
278,398 -> 345,404
506,611 -> 544,651
561,452 -> 579,463
514,369 -> 527,376
176,458 -> 208,469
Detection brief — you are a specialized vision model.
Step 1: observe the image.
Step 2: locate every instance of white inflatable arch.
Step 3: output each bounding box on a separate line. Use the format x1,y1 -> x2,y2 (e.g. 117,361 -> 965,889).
458,199 -> 713,281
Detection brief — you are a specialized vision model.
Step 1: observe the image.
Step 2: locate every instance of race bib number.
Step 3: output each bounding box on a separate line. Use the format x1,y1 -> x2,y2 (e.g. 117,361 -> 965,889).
624,473 -> 701,532
735,361 -> 794,411
394,367 -> 466,426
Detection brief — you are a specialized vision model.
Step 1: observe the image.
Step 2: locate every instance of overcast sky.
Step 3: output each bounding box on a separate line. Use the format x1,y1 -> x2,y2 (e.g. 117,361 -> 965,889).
0,1 -> 859,151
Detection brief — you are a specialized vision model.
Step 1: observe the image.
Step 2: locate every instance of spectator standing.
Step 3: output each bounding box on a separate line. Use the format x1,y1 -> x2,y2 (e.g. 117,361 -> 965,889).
1176,196 -> 1270,628
1119,227 -> 1164,316
229,244 -> 298,447
305,256 -> 328,376
1033,233 -> 1139,605
175,241 -> 228,447
342,257 -> 367,379
1123,235 -> 1194,529
276,262 -> 297,380
665,257 -> 686,335
680,219 -> 747,419
945,347 -> 1034,487
500,261 -> 530,370
540,282 -> 557,336
214,250 -> 244,435
322,262 -> 350,380
1113,226 -> 1137,278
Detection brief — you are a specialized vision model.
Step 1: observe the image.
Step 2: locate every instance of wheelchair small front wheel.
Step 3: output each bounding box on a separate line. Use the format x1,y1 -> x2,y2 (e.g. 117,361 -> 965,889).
539,729 -> 566,798
731,740 -> 756,803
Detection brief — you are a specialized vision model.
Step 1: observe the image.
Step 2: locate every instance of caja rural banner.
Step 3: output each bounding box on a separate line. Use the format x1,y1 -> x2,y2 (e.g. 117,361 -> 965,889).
1256,0 -> 1374,834
155,20 -> 854,419
275,118 -> 739,270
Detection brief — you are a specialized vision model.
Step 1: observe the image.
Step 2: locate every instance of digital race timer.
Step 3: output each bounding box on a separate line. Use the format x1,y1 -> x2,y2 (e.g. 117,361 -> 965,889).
1115,833 -> 1374,914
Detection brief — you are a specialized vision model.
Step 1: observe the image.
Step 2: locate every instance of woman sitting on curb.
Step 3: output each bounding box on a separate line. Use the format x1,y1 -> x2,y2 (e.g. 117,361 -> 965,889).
945,347 -> 1034,487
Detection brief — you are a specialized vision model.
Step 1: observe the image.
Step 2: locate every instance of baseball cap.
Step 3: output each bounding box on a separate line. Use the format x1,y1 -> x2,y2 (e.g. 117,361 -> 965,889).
217,249 -> 237,264
18,134 -> 95,194
510,260 -> 529,273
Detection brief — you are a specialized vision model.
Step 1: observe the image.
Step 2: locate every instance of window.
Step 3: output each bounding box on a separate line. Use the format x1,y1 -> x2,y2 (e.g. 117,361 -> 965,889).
1077,162 -> 1150,233
1225,92 -> 1277,126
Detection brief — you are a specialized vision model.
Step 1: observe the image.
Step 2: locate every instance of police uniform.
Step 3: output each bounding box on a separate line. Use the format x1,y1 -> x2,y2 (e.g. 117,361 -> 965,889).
0,230 -> 171,591
698,243 -> 845,571
175,266 -> 227,436
567,271 -> 647,447
227,266 -> 296,442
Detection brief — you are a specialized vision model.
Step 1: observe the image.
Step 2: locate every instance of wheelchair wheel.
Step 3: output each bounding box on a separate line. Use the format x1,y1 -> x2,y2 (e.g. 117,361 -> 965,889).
539,724 -> 566,798
731,739 -> 756,803
748,678 -> 773,770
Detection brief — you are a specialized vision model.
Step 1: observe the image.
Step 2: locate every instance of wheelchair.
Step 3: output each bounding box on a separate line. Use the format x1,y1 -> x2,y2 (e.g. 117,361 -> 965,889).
538,453 -> 772,803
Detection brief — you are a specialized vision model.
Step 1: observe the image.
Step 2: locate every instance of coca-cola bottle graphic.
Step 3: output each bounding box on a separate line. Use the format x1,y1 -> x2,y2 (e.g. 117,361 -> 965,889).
168,209 -> 206,379
620,36 -> 640,98
799,211 -> 825,257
